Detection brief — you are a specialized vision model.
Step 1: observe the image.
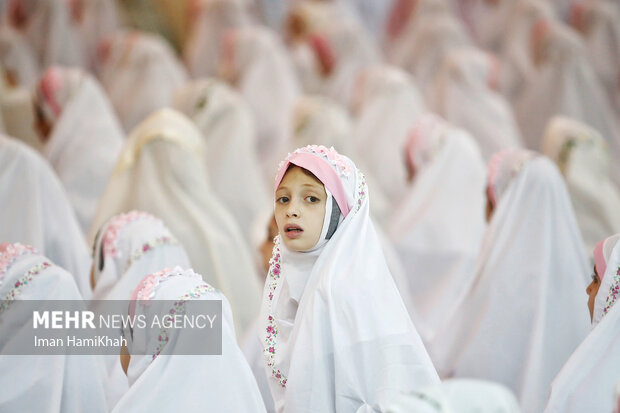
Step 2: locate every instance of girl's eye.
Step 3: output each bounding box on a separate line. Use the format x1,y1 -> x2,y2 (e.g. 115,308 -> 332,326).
306,196 -> 320,203
277,196 -> 289,204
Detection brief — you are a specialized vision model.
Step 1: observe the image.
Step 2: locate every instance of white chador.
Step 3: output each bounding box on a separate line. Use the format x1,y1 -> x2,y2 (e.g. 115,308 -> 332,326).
0,135 -> 92,298
88,109 -> 262,337
0,243 -> 108,413
35,66 -> 124,236
544,234 -> 620,413
112,267 -> 267,412
430,149 -> 590,413
260,145 -> 439,412
542,116 -> 620,259
388,114 -> 486,344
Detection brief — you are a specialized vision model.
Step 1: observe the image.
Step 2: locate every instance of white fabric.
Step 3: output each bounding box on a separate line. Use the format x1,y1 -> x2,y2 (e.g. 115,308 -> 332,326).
592,234 -> 620,327
0,85 -> 41,151
512,17 -> 620,185
430,150 -> 590,413
0,135 -> 92,298
0,26 -> 38,87
542,116 -> 620,259
260,145 -> 439,412
544,280 -> 620,412
352,65 -> 426,201
0,244 -> 108,413
388,378 -> 522,413
428,47 -> 523,160
183,0 -> 253,78
223,26 -> 301,182
89,108 -> 262,338
73,0 -> 119,69
112,267 -> 267,412
38,67 -> 124,236
173,78 -> 270,241
98,30 -> 188,132
21,0 -> 85,69
388,115 -> 487,344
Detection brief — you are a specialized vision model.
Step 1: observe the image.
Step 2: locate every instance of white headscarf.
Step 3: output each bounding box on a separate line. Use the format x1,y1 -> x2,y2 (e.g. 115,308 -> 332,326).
0,135 -> 91,298
430,149 -> 590,413
388,114 -> 486,343
510,15 -> 620,185
35,66 -> 124,236
387,378 -> 522,413
221,25 -> 301,182
97,30 -> 188,132
112,267 -> 267,412
0,243 -> 108,413
542,116 -> 620,259
568,0 -> 620,121
89,108 -> 262,337
544,233 -> 620,413
428,47 -> 523,160
183,0 -> 253,78
173,78 -> 270,241
260,145 -> 439,412
352,64 -> 426,202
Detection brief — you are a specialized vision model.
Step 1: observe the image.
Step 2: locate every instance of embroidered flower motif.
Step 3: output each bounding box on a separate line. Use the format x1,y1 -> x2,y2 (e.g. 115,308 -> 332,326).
151,283 -> 216,360
263,236 -> 288,388
0,261 -> 52,314
0,243 -> 38,287
126,236 -> 179,271
134,267 -> 200,303
356,170 -> 367,213
279,145 -> 353,180
103,211 -> 162,259
602,266 -> 620,316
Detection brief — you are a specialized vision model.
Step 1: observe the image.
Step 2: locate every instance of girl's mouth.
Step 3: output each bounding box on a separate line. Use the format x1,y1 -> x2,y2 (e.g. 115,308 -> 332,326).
284,224 -> 303,239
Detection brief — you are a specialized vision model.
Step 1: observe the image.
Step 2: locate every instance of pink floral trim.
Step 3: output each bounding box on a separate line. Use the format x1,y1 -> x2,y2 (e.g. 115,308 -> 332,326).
264,236 -> 288,388
278,145 -> 352,179
0,261 -> 52,314
103,211 -> 162,259
356,170 -> 367,213
126,236 -> 179,270
0,243 -> 38,287
152,283 -> 216,360
603,267 -> 620,316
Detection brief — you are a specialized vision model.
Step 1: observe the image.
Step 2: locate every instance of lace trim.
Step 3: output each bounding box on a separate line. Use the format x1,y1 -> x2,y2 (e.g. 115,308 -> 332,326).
103,211 -> 162,258
0,243 -> 38,287
0,261 -> 52,314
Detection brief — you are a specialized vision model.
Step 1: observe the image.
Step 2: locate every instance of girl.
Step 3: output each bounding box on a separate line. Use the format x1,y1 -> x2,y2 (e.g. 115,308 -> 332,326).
544,234 -> 620,412
260,145 -> 438,412
34,66 -> 124,235
0,243 -> 108,412
112,267 -> 266,412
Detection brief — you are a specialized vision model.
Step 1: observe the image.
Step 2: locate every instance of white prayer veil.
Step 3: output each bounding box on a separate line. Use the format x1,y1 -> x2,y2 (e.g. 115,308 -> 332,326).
458,0 -> 520,52
388,114 -> 486,343
35,66 -> 124,236
428,47 -> 523,160
352,64 -> 426,202
568,0 -> 620,119
0,243 -> 108,413
71,0 -> 119,70
221,25 -> 301,182
173,78 -> 270,240
89,108 -> 262,338
510,14 -> 620,185
387,378 -> 522,413
97,30 -> 188,132
430,149 -> 590,413
260,145 -> 439,412
542,116 -> 620,259
183,0 -> 253,78
111,267 -> 267,413
544,233 -> 620,413
0,135 -> 91,298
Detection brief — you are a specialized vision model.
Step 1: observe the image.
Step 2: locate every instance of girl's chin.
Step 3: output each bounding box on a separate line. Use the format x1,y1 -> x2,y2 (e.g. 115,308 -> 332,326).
281,236 -> 317,252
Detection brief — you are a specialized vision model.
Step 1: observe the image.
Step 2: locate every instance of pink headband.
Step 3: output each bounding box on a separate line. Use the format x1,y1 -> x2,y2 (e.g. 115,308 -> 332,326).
38,67 -> 63,119
594,240 -> 607,280
274,152 -> 350,218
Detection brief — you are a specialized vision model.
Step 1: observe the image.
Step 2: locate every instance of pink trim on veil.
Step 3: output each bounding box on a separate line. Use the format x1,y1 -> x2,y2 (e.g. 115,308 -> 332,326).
594,240 -> 607,281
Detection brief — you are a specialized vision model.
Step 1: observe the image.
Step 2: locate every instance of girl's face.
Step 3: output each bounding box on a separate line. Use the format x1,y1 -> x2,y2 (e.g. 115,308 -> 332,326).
586,266 -> 601,321
275,166 -> 327,251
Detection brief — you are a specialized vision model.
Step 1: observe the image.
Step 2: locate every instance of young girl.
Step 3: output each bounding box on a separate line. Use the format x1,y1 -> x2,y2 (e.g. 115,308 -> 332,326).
260,145 -> 438,412
544,233 -> 620,412
112,267 -> 266,412
0,243 -> 108,412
